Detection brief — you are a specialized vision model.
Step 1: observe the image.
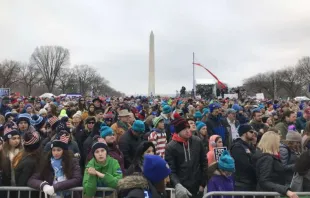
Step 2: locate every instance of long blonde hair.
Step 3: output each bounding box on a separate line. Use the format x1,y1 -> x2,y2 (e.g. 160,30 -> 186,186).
257,131 -> 280,155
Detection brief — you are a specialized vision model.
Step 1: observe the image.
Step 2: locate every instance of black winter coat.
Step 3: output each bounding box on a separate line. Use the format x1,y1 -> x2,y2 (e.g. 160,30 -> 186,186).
230,138 -> 256,190
252,149 -> 289,195
27,158 -> 82,198
0,158 -> 11,198
165,135 -> 207,195
118,175 -> 166,198
279,143 -> 298,186
119,129 -> 144,169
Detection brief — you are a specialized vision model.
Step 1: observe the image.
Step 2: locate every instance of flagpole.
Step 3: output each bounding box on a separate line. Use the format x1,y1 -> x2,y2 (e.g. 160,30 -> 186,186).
193,52 -> 196,98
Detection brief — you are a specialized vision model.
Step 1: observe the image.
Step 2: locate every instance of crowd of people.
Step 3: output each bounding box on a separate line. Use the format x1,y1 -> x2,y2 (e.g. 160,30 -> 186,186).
0,94 -> 309,198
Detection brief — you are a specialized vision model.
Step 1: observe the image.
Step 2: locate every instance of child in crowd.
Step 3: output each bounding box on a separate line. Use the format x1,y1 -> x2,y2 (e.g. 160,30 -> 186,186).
207,135 -> 224,166
207,150 -> 235,198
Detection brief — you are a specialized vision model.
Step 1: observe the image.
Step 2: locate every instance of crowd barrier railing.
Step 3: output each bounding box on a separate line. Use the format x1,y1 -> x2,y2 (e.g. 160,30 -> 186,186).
203,191 -> 310,198
0,186 -> 175,198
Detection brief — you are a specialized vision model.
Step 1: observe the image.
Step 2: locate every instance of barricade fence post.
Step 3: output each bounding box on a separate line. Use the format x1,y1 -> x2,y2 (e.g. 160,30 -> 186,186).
0,186 -> 176,198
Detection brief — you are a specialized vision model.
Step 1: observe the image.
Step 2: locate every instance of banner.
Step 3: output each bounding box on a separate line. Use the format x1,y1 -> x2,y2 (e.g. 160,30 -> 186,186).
214,147 -> 227,162
0,88 -> 10,97
224,94 -> 238,99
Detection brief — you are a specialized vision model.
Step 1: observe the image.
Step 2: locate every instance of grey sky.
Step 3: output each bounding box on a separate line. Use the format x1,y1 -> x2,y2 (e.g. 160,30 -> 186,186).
1,0 -> 310,95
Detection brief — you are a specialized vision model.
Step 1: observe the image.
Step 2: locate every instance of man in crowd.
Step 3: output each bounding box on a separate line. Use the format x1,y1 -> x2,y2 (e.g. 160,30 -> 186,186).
165,113 -> 207,198
296,107 -> 310,132
231,124 -> 256,192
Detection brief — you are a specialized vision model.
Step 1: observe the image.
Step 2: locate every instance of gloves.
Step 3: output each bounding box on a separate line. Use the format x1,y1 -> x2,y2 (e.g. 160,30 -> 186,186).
175,183 -> 192,198
43,185 -> 56,196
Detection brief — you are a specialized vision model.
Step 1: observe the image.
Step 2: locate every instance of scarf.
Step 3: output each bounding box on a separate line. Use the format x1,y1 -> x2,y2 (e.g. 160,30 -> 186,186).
117,121 -> 129,131
51,157 -> 70,197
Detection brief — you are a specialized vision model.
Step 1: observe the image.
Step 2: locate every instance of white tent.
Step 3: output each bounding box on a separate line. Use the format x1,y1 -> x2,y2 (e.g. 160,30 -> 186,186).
40,93 -> 54,98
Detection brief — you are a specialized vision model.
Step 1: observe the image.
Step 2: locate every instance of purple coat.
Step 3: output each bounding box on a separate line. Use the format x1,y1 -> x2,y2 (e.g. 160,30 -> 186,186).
207,173 -> 234,198
27,158 -> 82,198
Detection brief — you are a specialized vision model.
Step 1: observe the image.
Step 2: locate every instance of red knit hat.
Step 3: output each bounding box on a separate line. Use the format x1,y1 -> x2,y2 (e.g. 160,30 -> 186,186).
171,115 -> 189,133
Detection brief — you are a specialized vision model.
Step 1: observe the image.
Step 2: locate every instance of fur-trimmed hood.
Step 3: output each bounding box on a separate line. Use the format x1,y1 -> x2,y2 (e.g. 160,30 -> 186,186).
118,175 -> 149,191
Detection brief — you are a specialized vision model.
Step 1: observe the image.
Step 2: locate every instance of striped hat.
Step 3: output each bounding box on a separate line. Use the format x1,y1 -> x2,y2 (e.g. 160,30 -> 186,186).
51,133 -> 69,150
3,121 -> 20,141
48,116 -> 59,130
171,115 -> 189,133
24,132 -> 41,152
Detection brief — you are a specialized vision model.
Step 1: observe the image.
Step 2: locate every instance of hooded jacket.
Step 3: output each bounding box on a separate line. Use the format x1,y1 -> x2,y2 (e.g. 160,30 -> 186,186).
165,134 -> 207,195
206,114 -> 229,146
279,143 -> 298,185
207,135 -> 221,165
117,174 -> 165,198
83,156 -> 122,197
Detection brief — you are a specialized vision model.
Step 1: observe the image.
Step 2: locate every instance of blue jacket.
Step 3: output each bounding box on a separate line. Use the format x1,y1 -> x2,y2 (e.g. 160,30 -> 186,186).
206,114 -> 228,145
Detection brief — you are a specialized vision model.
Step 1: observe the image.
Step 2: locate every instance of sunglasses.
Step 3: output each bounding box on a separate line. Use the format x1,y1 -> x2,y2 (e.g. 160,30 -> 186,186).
248,130 -> 255,134
88,122 -> 95,124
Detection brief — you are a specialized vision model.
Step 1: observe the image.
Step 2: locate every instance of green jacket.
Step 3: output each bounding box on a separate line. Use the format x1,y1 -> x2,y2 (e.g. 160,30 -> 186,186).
275,121 -> 289,139
83,156 -> 122,197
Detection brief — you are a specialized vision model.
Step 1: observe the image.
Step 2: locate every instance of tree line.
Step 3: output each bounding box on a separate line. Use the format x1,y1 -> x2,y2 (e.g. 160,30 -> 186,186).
0,45 -> 123,96
242,56 -> 310,99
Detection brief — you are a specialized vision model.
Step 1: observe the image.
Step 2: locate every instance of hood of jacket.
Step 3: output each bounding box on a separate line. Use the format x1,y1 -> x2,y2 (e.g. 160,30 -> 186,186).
117,175 -> 149,191
208,134 -> 221,151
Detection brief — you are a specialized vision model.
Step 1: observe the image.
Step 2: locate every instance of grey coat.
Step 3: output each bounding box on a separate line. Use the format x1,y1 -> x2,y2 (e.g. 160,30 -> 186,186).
279,143 -> 299,186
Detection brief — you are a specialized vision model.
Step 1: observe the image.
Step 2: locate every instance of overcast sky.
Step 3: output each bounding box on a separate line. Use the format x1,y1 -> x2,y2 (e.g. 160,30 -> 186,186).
1,0 -> 310,95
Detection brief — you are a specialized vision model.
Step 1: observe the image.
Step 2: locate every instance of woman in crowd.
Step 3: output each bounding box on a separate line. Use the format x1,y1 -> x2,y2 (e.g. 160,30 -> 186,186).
13,132 -> 41,186
253,131 -> 299,198
126,141 -> 155,176
196,121 -> 209,151
207,135 -> 223,166
28,135 -> 82,198
118,154 -> 171,198
2,121 -> 22,186
293,147 -> 310,191
83,142 -> 122,198
279,130 -> 302,186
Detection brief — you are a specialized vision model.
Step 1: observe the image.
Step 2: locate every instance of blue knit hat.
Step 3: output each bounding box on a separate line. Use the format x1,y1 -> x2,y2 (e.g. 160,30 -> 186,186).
162,105 -> 172,114
100,126 -> 114,138
194,111 -> 202,119
143,154 -> 171,183
209,103 -> 221,113
17,113 -> 32,125
31,114 -> 44,126
202,108 -> 210,116
132,120 -> 145,133
218,150 -> 235,172
196,121 -> 206,132
232,104 -> 242,112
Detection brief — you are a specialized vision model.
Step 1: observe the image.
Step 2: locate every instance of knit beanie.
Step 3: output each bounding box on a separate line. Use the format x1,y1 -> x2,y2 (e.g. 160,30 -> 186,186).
91,142 -> 109,156
100,126 -> 114,138
202,108 -> 210,116
132,120 -> 145,133
47,116 -> 59,131
218,150 -> 235,172
238,124 -> 254,137
31,115 -> 44,127
232,104 -> 242,112
56,117 -> 71,133
51,134 -> 69,150
196,121 -> 206,132
23,131 -> 41,152
3,121 -> 19,141
153,117 -> 163,128
143,154 -> 171,183
73,111 -> 82,119
162,105 -> 172,114
5,112 -> 13,121
194,111 -> 203,119
209,103 -> 221,113
286,130 -> 302,142
17,113 -> 31,125
104,112 -> 114,122
171,116 -> 189,133
39,108 -> 47,115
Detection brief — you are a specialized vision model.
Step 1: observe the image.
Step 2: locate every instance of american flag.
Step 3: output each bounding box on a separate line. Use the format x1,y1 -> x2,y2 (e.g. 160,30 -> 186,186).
59,134 -> 69,144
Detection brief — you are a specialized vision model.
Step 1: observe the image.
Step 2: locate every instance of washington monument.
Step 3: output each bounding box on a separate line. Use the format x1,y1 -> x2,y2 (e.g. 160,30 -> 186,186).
148,31 -> 155,96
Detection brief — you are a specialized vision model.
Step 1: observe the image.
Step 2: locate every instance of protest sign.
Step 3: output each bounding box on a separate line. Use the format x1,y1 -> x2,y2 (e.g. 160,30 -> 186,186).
214,147 -> 227,162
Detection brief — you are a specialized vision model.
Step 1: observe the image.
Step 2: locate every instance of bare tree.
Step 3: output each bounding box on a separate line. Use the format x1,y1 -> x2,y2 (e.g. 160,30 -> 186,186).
74,65 -> 97,95
277,66 -> 304,98
19,63 -> 42,95
57,69 -> 77,93
31,46 -> 70,93
0,60 -> 21,88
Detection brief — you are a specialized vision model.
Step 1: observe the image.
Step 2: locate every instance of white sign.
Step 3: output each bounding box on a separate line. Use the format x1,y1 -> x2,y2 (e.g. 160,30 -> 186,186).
224,94 -> 238,99
0,88 -> 10,97
214,147 -> 228,162
256,93 -> 265,100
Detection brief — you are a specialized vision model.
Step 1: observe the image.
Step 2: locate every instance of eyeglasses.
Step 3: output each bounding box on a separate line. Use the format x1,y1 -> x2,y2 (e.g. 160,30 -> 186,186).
88,122 -> 95,124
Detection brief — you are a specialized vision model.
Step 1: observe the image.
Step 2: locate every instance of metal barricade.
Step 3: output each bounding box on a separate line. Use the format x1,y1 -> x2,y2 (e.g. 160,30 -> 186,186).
0,186 -> 175,198
203,191 -> 310,198
0,186 -> 117,198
